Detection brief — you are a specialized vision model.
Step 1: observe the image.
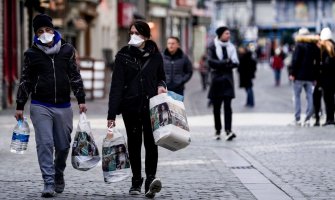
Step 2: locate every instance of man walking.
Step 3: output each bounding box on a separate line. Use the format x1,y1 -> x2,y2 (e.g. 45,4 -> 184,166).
162,36 -> 193,96
207,26 -> 239,141
15,14 -> 87,197
289,27 -> 319,126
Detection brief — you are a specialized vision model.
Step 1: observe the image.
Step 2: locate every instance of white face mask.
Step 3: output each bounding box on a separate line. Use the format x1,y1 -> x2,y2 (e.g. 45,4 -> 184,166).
38,32 -> 55,44
128,34 -> 145,47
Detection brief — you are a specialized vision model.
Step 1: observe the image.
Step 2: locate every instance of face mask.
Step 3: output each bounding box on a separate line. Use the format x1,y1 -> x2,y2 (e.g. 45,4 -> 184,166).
38,32 -> 55,44
128,34 -> 145,47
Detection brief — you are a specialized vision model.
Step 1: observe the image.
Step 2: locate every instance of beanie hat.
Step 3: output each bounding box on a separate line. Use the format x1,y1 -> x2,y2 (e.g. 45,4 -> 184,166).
298,27 -> 309,35
33,14 -> 54,33
216,26 -> 229,38
320,27 -> 332,41
131,20 -> 151,38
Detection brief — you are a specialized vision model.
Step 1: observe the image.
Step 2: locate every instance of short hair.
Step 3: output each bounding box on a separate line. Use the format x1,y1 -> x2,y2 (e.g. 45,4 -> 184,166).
167,36 -> 180,44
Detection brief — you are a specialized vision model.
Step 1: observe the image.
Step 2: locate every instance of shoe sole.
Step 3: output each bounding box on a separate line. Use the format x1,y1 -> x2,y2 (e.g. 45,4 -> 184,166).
41,192 -> 56,198
129,190 -> 141,195
145,179 -> 162,198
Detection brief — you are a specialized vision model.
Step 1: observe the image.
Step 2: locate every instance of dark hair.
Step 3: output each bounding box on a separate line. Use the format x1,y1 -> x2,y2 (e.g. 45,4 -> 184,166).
129,20 -> 151,38
167,36 -> 180,43
216,26 -> 229,38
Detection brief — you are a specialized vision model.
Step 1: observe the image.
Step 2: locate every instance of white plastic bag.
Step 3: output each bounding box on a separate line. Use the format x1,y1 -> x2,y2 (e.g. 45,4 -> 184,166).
102,127 -> 130,183
149,92 -> 191,151
71,113 -> 100,171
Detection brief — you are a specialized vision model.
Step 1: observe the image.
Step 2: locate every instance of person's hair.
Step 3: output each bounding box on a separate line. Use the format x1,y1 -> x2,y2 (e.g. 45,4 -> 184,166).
321,40 -> 335,58
216,26 -> 229,38
129,20 -> 151,38
167,36 -> 180,43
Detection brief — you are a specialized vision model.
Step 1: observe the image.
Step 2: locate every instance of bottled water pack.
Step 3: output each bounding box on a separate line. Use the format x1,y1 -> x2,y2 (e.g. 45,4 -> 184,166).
10,117 -> 30,154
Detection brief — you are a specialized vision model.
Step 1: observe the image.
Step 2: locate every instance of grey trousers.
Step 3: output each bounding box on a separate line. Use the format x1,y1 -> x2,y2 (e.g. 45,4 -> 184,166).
30,104 -> 73,185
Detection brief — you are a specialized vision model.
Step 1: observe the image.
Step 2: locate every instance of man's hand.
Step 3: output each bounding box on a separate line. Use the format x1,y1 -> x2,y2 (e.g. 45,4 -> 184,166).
15,110 -> 24,121
79,104 -> 87,113
158,86 -> 167,94
107,120 -> 116,128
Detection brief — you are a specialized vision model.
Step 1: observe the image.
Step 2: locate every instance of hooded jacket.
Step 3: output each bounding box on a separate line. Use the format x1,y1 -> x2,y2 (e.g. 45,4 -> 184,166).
16,40 -> 85,110
107,40 -> 166,120
290,35 -> 320,81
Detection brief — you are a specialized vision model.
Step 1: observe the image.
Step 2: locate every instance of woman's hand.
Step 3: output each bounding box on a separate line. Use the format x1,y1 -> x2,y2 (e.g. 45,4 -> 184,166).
107,120 -> 116,128
79,104 -> 87,113
158,86 -> 167,94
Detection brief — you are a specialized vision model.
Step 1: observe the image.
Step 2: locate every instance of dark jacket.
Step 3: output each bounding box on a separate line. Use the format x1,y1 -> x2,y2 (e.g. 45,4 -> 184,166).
319,40 -> 335,89
290,36 -> 320,81
207,42 -> 238,99
16,40 -> 85,110
238,51 -> 257,88
162,48 -> 193,92
107,40 -> 166,120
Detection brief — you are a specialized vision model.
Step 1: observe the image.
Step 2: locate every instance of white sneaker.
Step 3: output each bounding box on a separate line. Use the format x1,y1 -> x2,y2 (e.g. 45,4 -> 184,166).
302,120 -> 311,127
225,131 -> 236,141
289,120 -> 301,126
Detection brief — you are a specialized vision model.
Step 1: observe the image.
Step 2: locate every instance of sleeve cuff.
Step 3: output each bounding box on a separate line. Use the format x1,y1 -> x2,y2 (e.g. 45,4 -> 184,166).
16,103 -> 25,110
77,97 -> 85,104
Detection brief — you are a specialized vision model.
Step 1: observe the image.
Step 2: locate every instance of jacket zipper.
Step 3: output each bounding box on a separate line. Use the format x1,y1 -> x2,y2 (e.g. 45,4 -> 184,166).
50,55 -> 56,103
34,76 -> 40,93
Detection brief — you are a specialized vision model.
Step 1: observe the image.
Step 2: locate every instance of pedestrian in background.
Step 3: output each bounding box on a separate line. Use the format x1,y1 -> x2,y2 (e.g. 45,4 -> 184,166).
289,28 -> 319,126
237,46 -> 257,107
15,14 -> 87,198
162,36 -> 193,96
198,54 -> 209,90
107,20 -> 166,198
207,26 -> 239,141
319,27 -> 335,126
270,47 -> 285,86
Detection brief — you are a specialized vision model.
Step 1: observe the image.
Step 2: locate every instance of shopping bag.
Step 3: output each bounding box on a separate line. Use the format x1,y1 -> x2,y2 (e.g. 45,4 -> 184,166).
71,113 -> 100,171
102,127 -> 130,183
149,91 -> 191,151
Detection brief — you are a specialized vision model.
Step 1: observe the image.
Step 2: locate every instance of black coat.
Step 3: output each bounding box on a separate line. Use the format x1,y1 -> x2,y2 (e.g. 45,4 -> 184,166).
16,40 -> 85,110
107,40 -> 166,120
162,48 -> 193,92
207,42 -> 238,99
290,37 -> 320,81
238,51 -> 257,88
320,40 -> 335,89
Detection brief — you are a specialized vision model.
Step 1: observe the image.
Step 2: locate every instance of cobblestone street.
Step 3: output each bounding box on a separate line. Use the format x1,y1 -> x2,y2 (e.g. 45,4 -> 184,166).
1,63 -> 335,199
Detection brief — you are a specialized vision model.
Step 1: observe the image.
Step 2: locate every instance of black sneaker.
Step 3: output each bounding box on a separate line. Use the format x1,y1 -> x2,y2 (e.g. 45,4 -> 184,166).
214,131 -> 221,140
55,176 -> 65,193
145,178 -> 162,199
129,177 -> 143,195
313,120 -> 320,127
41,184 -> 55,198
225,131 -> 236,141
323,121 -> 335,126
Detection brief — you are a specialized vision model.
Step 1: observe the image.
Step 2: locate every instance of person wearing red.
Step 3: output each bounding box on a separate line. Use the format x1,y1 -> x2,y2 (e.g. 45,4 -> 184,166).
271,48 -> 285,86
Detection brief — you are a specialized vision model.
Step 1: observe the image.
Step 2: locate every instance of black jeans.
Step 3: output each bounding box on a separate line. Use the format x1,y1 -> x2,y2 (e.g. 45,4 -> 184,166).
212,97 -> 232,134
122,107 -> 158,180
322,86 -> 335,122
313,83 -> 322,121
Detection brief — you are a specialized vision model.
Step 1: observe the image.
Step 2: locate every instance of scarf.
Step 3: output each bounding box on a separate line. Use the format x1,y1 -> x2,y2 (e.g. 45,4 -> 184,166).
34,30 -> 62,55
214,37 -> 239,64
